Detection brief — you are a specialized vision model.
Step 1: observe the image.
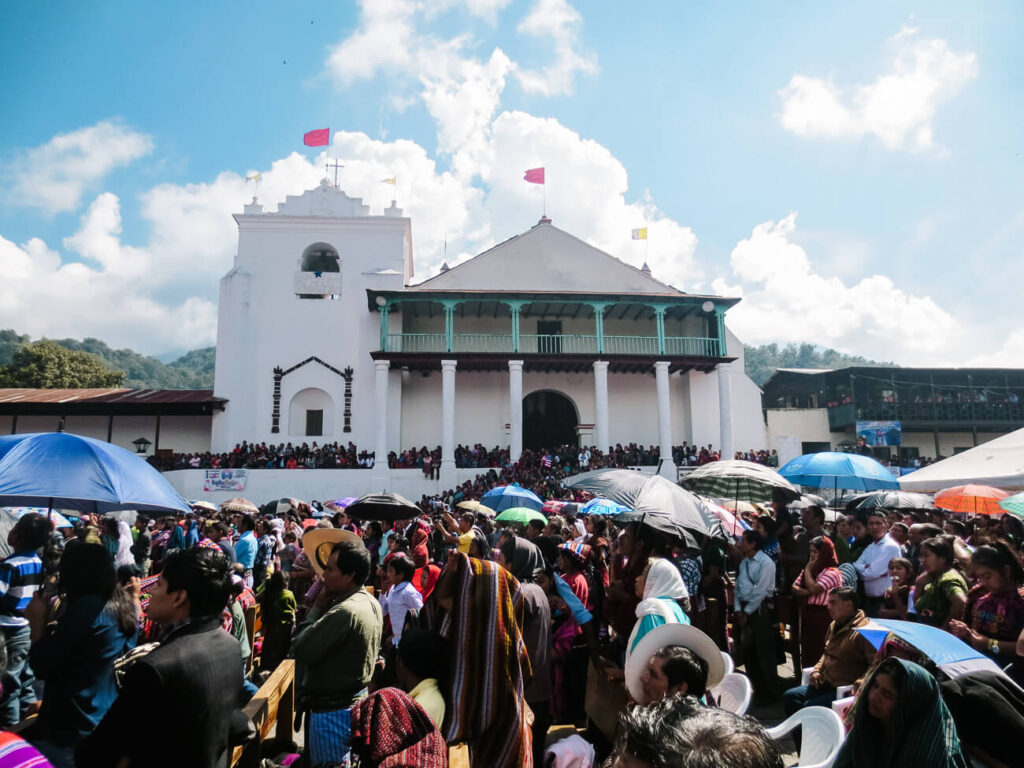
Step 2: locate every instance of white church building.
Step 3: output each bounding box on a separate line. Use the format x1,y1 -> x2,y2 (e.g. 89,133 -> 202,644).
209,179 -> 767,493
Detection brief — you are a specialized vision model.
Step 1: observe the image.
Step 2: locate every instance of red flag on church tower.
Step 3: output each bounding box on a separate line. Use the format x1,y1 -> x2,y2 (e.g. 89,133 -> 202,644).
524,167 -> 545,184
303,128 -> 330,147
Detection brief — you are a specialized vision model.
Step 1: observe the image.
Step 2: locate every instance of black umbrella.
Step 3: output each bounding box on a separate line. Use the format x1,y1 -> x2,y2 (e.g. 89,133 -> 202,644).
344,492 -> 421,522
845,490 -> 936,514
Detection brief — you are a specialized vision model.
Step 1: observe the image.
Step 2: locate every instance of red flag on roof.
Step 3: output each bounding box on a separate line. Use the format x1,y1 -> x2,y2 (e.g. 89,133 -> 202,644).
524,167 -> 545,184
303,128 -> 330,147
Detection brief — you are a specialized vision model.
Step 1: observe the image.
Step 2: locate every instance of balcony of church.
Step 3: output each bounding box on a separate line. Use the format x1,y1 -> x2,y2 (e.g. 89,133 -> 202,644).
369,351 -> 731,375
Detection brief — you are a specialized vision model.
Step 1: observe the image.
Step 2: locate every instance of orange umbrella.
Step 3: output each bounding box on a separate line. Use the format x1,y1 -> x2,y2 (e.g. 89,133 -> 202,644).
934,484 -> 1009,515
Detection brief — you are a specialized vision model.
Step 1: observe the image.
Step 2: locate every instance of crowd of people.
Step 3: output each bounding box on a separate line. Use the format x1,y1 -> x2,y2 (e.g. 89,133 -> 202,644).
3,476 -> 1024,767
147,440 -> 374,472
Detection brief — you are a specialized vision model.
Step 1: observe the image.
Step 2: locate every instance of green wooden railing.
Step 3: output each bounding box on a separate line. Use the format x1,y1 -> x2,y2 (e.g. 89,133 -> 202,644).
384,333 -> 722,356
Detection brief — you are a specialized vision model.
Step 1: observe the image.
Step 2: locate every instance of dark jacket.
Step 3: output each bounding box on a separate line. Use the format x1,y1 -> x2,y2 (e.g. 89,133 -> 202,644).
77,616 -> 244,768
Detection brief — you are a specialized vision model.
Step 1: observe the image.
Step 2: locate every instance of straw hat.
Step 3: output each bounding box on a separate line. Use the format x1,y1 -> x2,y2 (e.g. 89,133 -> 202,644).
624,621 -> 725,704
302,527 -> 362,575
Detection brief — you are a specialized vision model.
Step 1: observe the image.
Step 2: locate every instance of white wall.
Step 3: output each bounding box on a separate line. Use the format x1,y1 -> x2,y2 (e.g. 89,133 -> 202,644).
766,409 -> 835,464
0,415 -> 212,454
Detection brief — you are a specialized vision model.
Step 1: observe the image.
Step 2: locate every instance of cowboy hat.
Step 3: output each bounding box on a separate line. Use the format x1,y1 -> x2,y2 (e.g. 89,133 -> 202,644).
624,621 -> 725,704
301,527 -> 362,576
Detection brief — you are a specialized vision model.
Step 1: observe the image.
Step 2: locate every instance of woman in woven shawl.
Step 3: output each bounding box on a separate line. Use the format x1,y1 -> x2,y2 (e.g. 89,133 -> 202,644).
349,687 -> 447,768
433,551 -> 533,767
836,657 -> 967,768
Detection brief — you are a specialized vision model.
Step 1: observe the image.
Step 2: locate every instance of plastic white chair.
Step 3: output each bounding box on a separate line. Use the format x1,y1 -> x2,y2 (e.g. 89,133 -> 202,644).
801,666 -> 853,699
766,706 -> 845,768
709,672 -> 752,715
721,650 -> 735,675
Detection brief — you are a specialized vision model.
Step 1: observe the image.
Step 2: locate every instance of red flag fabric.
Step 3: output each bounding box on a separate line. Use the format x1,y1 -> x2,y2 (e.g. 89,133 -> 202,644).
524,167 -> 545,184
303,128 -> 330,147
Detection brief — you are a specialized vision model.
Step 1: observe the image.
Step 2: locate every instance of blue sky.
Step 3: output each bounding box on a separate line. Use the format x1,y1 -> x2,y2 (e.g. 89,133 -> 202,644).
0,1 -> 1021,364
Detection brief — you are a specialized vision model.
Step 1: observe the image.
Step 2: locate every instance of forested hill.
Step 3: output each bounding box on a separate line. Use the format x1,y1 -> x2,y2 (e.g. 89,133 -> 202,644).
0,329 -> 891,389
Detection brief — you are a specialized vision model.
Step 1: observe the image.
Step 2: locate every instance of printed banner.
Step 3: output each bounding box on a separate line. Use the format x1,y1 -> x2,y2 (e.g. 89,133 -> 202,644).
203,469 -> 248,492
856,420 -> 902,446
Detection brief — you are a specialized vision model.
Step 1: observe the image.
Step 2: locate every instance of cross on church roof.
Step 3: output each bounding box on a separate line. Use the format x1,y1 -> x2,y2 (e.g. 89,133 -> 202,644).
325,159 -> 343,188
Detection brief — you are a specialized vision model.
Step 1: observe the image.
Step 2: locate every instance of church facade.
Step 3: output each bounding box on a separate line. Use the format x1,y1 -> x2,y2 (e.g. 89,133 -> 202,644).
211,180 -> 767,489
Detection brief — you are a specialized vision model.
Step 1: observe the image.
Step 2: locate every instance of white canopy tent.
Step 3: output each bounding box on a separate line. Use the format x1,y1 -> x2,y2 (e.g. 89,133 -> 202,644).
899,427 -> 1024,492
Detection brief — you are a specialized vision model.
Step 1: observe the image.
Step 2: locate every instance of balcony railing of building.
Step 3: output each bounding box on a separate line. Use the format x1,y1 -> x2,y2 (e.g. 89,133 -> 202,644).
828,400 -> 1024,429
384,333 -> 722,357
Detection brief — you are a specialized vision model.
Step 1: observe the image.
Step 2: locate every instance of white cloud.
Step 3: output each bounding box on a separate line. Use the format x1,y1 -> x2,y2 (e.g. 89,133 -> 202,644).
5,121 -> 153,214
970,329 -> 1024,367
721,213 -> 967,364
515,0 -> 598,96
778,29 -> 977,151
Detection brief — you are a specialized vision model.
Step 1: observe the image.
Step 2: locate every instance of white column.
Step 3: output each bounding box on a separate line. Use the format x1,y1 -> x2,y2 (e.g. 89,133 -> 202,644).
372,360 -> 390,488
717,361 -> 734,461
440,359 -> 457,486
593,360 -> 609,452
509,360 -> 524,462
654,361 -> 675,478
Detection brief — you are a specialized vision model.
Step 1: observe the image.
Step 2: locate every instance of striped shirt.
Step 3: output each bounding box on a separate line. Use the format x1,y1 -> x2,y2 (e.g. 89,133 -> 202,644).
0,551 -> 44,628
794,567 -> 843,607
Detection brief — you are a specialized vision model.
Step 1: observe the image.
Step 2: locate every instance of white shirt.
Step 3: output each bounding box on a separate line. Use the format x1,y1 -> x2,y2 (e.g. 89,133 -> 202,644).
734,550 -> 775,614
853,534 -> 902,597
380,580 -> 423,646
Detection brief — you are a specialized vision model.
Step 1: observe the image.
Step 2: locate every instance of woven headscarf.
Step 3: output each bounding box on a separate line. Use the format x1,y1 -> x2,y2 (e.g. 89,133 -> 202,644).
835,657 -> 967,768
435,553 -> 533,767
349,687 -> 447,768
810,536 -> 840,577
559,541 -> 591,569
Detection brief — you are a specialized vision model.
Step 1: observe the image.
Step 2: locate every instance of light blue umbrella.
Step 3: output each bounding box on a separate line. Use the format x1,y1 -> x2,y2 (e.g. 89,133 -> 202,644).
2,506 -> 73,528
580,497 -> 631,516
856,618 -> 1003,678
779,451 -> 899,492
482,484 -> 544,512
0,432 -> 192,515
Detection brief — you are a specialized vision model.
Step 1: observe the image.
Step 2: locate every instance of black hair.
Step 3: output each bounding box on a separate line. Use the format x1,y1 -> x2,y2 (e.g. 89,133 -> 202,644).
742,530 -> 765,551
866,509 -> 887,522
756,515 -> 777,539
390,535 -> 410,551
116,563 -> 141,585
59,543 -> 138,635
613,693 -> 783,768
921,536 -> 955,571
971,542 -> 1024,585
890,522 -> 909,534
918,523 -> 943,538
830,585 -> 859,608
397,627 -> 446,683
805,505 -> 826,524
945,519 -> 967,536
13,512 -> 50,551
526,518 -> 545,533
331,539 -> 371,585
237,515 -> 255,532
499,538 -> 516,566
265,569 -> 287,593
653,645 -> 709,698
161,547 -> 232,618
386,552 -> 416,582
589,516 -> 608,537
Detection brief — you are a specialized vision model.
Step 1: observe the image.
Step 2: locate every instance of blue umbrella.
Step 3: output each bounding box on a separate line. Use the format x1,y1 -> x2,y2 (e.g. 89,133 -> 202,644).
855,618 -> 1002,678
482,484 -> 544,512
778,451 -> 899,492
580,497 -> 631,516
0,432 -> 192,515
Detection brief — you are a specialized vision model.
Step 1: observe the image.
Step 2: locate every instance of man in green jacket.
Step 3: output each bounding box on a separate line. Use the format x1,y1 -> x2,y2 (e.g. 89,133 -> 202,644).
292,538 -> 382,768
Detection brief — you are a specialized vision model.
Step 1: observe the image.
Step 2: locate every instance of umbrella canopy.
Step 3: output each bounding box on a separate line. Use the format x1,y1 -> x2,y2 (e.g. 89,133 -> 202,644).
482,485 -> 544,512
190,500 -> 218,514
855,618 -> 1003,679
0,432 -> 192,516
2,506 -> 73,529
898,427 -> 1024,491
998,491 -> 1024,518
344,492 -> 421,522
934,484 -> 1009,515
580,497 -> 631,516
455,500 -> 495,517
681,460 -> 800,503
325,497 -> 358,511
845,490 -> 936,514
703,501 -> 749,538
494,506 -> 547,525
221,497 -> 260,515
778,451 -> 899,492
564,469 -> 723,544
541,500 -> 579,516
716,498 -> 763,517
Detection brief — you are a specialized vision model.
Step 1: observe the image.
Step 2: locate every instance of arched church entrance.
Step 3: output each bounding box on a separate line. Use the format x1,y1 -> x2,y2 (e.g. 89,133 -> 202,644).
523,390 -> 579,450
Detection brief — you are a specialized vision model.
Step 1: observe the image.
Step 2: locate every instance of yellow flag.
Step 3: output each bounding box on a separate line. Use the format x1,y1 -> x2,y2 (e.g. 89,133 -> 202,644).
245,173 -> 262,182
631,227 -> 647,240
381,177 -> 396,184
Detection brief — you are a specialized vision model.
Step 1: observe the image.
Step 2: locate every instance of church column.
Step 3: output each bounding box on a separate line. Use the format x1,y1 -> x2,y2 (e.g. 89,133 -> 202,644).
592,303 -> 608,354
654,306 -> 667,355
509,360 -> 524,462
714,305 -> 727,356
441,360 -> 457,487
443,302 -> 457,353
654,361 -> 675,478
373,360 -> 390,488
718,362 -> 734,461
593,360 -> 609,452
378,302 -> 390,351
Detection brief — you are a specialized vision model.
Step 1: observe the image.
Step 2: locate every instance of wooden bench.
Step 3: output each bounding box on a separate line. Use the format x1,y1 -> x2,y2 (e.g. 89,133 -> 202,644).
231,659 -> 295,768
243,602 -> 260,675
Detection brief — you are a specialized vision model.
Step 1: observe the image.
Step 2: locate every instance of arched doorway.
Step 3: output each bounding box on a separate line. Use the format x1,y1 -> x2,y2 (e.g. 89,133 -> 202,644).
523,390 -> 578,450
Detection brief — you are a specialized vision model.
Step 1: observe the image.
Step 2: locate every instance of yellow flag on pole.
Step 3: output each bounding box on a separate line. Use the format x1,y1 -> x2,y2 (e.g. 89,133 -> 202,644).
631,227 -> 647,240
381,177 -> 396,184
246,173 -> 262,182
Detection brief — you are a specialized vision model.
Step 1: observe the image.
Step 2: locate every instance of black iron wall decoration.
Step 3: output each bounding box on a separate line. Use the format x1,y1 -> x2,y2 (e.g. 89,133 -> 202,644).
342,367 -> 354,433
270,356 -> 353,434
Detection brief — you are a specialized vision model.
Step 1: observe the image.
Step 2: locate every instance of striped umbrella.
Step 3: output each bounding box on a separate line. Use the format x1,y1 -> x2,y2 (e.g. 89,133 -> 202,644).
998,492 -> 1024,518
682,460 -> 801,504
935,484 -> 1009,515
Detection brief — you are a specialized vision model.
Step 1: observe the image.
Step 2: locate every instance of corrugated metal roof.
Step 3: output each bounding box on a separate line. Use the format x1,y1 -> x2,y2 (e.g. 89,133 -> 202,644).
0,389 -> 223,405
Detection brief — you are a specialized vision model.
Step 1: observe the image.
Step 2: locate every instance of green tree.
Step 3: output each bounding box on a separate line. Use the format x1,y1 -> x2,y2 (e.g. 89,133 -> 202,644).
0,340 -> 125,388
